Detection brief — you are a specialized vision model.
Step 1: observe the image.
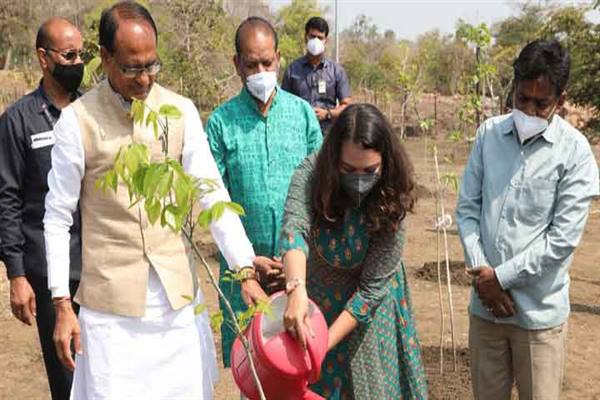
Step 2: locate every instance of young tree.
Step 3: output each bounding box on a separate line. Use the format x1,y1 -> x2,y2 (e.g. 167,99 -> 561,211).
456,20 -> 494,129
490,3 -> 547,110
541,5 -> 600,139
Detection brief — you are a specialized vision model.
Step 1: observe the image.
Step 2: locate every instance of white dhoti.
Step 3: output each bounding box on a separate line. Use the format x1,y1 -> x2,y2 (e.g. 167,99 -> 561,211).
71,269 -> 216,400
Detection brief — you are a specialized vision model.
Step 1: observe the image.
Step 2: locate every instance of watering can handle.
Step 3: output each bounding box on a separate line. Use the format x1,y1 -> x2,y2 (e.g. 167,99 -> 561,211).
306,334 -> 323,384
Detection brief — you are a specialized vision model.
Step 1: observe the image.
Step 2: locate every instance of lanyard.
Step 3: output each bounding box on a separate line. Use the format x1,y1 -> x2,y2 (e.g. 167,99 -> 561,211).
41,103 -> 56,131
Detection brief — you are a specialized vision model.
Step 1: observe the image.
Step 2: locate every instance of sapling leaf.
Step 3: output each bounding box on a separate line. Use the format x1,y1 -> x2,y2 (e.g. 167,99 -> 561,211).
197,209 -> 211,228
211,201 -> 226,221
158,104 -> 183,119
143,164 -> 162,199
145,198 -> 161,225
131,99 -> 145,124
162,204 -> 178,231
194,303 -> 207,315
224,202 -> 245,216
146,111 -> 159,139
156,170 -> 174,198
210,311 -> 224,331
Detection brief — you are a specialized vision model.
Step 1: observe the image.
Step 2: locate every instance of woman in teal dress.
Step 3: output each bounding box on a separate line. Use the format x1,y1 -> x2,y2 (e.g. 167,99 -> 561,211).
280,104 -> 428,399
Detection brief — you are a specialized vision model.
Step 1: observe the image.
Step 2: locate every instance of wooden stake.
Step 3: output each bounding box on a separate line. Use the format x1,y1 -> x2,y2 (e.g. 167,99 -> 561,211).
434,177 -> 446,374
432,146 -> 458,372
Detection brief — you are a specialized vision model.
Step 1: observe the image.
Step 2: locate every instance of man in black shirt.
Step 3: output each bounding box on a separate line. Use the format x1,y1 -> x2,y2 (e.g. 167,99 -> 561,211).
281,16 -> 352,134
0,17 -> 84,400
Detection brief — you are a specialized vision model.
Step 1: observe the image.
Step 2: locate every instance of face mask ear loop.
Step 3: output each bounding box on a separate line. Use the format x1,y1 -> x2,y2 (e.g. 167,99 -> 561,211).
546,103 -> 558,124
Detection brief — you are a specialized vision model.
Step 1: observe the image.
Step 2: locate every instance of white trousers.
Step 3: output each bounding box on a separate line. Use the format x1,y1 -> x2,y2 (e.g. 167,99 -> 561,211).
71,269 -> 216,400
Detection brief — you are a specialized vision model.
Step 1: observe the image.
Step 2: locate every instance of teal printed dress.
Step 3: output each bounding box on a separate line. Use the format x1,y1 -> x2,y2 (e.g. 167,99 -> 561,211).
206,87 -> 322,367
278,155 -> 428,399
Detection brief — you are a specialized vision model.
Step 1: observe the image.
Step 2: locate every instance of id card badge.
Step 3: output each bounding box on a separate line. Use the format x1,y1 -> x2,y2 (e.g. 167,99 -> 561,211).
318,79 -> 326,94
31,130 -> 56,149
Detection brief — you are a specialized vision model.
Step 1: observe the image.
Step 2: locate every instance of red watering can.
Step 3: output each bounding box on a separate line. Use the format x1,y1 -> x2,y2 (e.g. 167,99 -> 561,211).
230,291 -> 328,400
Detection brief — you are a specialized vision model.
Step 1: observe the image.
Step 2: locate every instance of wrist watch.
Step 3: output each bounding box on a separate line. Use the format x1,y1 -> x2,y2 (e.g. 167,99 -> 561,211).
285,278 -> 306,294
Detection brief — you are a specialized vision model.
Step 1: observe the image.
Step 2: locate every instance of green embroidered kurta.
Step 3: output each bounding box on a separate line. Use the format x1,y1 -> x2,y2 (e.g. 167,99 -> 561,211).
206,87 -> 322,367
278,155 -> 428,400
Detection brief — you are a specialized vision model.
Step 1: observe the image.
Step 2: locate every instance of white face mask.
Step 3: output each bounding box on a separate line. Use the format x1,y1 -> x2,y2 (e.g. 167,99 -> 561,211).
245,71 -> 278,104
306,37 -> 325,56
512,108 -> 555,143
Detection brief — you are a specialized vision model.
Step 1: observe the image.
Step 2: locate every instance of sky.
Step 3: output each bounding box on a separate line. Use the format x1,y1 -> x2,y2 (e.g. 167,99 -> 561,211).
268,0 -> 599,40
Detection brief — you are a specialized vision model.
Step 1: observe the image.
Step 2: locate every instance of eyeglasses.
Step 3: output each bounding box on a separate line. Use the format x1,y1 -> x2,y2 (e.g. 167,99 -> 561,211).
46,48 -> 83,62
117,60 -> 161,79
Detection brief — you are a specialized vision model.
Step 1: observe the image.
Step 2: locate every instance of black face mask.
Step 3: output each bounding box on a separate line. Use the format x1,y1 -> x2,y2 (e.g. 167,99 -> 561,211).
340,172 -> 381,207
51,62 -> 84,93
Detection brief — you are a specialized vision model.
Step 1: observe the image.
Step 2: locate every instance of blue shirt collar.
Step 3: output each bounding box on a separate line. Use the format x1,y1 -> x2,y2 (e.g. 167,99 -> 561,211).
302,54 -> 327,68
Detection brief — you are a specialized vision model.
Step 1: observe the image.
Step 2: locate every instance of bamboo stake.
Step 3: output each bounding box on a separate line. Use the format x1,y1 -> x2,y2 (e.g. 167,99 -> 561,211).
434,180 -> 446,375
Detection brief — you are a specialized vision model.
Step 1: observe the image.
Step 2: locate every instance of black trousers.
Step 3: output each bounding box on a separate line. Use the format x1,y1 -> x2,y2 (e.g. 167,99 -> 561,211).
27,273 -> 79,400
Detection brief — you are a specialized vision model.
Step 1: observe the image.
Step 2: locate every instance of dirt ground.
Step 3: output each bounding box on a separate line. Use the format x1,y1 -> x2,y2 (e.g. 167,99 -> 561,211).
1,136 -> 599,400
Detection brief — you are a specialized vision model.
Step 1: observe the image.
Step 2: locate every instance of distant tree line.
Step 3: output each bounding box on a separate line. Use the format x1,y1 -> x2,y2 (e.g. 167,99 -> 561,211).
1,0 -> 598,137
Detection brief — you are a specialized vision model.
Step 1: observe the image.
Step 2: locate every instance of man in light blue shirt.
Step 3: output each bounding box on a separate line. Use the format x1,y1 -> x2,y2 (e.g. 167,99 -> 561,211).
457,40 -> 599,400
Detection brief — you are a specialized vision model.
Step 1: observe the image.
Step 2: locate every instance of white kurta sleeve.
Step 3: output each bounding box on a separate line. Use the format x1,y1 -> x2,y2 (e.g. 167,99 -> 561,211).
44,106 -> 85,298
181,99 -> 255,271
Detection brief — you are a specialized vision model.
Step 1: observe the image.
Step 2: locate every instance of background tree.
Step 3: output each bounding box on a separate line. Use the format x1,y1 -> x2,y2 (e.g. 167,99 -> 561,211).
342,14 -> 391,103
275,0 -> 324,71
490,3 -> 547,110
416,30 -> 473,96
541,4 -> 600,139
2,0 -> 599,139
0,0 -> 97,70
455,20 -> 494,128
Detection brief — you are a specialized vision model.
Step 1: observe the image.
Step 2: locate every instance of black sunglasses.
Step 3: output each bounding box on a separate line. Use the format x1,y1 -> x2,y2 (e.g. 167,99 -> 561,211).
46,47 -> 83,62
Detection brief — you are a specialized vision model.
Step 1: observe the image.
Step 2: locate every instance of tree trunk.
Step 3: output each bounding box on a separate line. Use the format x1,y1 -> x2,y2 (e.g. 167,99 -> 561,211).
400,100 -> 406,139
475,46 -> 481,126
434,91 -> 438,137
487,75 -> 496,116
3,47 -> 13,70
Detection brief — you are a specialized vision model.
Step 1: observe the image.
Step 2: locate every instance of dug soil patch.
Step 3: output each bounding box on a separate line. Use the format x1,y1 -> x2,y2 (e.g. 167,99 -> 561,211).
415,260 -> 472,287
422,346 -> 472,399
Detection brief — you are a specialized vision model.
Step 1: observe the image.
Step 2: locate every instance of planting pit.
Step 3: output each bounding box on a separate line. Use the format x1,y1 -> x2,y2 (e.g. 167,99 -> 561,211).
415,260 -> 472,287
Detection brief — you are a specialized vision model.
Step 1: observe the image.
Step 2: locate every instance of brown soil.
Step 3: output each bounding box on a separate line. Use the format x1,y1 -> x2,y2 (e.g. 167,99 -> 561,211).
422,346 -> 471,400
415,260 -> 471,287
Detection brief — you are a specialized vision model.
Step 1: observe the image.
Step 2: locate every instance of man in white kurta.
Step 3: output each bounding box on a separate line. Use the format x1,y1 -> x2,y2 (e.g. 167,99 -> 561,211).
43,2 -> 267,399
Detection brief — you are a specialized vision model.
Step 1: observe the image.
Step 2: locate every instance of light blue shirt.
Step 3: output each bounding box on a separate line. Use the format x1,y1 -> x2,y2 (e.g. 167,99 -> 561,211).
456,113 -> 599,329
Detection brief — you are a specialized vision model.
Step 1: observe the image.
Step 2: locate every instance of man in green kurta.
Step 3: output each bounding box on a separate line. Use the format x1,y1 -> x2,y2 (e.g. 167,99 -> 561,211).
206,17 -> 322,366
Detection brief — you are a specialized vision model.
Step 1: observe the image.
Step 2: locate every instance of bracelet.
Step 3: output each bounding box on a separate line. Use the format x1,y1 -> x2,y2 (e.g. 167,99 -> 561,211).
285,278 -> 306,294
52,297 -> 71,306
238,266 -> 258,282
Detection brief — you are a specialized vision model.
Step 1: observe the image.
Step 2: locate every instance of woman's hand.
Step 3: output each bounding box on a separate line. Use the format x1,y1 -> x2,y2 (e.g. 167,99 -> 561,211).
283,287 -> 314,350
